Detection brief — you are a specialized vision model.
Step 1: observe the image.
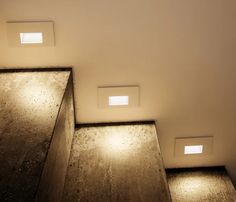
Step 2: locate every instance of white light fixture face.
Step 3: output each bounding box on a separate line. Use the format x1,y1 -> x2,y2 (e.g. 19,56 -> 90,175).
108,96 -> 129,106
184,145 -> 203,154
20,32 -> 43,44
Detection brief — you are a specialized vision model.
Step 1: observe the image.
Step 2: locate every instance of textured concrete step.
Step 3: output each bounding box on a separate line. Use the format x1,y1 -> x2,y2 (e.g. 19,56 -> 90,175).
0,69 -> 74,202
63,123 -> 171,202
167,167 -> 236,202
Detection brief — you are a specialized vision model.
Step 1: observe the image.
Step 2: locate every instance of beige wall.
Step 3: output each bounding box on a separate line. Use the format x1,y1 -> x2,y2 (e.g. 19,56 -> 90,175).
0,0 -> 236,183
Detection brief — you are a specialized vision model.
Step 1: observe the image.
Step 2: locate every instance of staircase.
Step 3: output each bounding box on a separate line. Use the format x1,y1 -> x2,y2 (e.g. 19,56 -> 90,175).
0,68 -> 235,202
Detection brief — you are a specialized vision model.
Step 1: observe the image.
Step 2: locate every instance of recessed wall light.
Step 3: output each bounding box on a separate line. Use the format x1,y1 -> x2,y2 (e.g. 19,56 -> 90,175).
184,145 -> 203,154
20,32 -> 43,44
7,21 -> 54,47
108,96 -> 129,106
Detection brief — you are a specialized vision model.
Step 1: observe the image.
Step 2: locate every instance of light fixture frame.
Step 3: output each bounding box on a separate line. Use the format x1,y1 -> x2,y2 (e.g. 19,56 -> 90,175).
97,86 -> 139,108
6,21 -> 55,47
175,136 -> 213,157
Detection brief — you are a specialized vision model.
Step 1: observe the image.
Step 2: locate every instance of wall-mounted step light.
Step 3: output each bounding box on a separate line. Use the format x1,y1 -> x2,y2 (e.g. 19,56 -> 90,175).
7,21 -> 54,47
184,145 -> 203,154
20,32 -> 43,44
175,136 -> 213,157
108,96 -> 129,106
98,86 -> 139,108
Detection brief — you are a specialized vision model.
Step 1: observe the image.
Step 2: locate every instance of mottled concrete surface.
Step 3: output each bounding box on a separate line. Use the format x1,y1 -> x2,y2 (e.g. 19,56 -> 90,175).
167,167 -> 236,202
62,124 -> 171,202
36,74 -> 74,202
0,71 -> 70,202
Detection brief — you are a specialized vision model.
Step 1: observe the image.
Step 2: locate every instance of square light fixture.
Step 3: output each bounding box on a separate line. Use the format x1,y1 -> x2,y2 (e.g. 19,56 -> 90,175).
20,32 -> 43,44
175,136 -> 213,157
97,86 -> 139,108
7,21 -> 54,47
108,96 -> 129,106
184,145 -> 203,154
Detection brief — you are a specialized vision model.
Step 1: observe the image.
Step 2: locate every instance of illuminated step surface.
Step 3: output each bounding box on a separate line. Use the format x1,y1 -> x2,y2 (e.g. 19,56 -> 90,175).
63,124 -> 171,202
167,167 -> 236,202
0,69 -> 74,202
